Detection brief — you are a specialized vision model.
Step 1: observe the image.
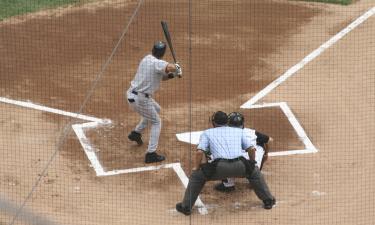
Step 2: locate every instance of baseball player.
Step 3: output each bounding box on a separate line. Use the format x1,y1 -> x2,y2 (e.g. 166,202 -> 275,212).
214,112 -> 273,192
126,41 -> 182,163
176,111 -> 275,215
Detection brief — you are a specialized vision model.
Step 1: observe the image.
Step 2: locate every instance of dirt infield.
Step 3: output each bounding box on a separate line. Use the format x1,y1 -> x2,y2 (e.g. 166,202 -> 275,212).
1,0 -> 374,224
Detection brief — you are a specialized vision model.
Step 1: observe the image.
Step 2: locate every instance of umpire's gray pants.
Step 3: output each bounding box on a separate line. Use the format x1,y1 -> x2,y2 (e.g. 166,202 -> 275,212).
127,92 -> 161,153
181,160 -> 274,209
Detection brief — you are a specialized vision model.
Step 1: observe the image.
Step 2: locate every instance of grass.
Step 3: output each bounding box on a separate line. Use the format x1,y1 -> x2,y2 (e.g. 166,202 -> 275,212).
0,0 -> 81,21
296,0 -> 352,5
0,0 -> 353,21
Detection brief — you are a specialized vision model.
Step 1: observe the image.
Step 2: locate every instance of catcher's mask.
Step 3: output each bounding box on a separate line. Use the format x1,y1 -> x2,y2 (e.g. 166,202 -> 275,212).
152,41 -> 166,59
228,112 -> 245,129
211,111 -> 228,127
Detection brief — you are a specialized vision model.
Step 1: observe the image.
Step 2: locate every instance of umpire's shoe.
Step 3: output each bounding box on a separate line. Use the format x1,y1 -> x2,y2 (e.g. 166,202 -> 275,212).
263,198 -> 276,209
145,152 -> 165,163
128,131 -> 143,145
176,203 -> 191,216
214,183 -> 235,192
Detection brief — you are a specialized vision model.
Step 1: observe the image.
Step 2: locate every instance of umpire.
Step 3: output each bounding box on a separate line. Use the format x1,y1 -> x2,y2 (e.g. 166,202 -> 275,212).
176,111 -> 276,215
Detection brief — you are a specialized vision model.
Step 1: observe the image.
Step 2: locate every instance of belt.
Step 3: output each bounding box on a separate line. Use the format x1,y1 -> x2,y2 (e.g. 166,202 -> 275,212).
215,157 -> 254,175
132,90 -> 149,98
215,157 -> 242,163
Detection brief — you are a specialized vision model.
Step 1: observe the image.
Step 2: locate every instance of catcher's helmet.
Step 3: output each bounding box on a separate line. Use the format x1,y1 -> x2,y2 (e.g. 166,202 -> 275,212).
152,41 -> 166,59
211,111 -> 228,127
228,112 -> 244,128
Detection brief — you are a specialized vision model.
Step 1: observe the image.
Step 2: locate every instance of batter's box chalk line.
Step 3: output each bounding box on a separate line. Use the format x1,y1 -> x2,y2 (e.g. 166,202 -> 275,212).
70,116 -> 208,214
240,6 -> 375,108
2,5 -> 374,216
175,6 -> 374,213
70,122 -> 209,214
176,102 -> 317,156
178,5 -> 375,154
0,97 -> 208,215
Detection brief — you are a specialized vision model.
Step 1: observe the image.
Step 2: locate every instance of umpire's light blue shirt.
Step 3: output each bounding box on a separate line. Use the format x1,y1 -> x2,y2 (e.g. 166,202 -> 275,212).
197,126 -> 256,159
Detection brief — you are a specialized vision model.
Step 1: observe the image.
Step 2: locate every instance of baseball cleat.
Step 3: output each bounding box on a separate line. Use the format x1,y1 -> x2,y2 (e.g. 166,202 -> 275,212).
176,203 -> 191,216
145,152 -> 165,163
214,183 -> 235,192
263,198 -> 276,209
128,131 -> 143,145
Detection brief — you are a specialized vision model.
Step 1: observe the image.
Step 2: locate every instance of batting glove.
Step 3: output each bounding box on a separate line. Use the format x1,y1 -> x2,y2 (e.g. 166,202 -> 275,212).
175,63 -> 182,76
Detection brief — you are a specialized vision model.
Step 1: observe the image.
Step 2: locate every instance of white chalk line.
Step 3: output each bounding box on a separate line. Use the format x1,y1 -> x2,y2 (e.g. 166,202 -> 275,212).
176,4 -> 375,154
72,123 -> 107,176
241,6 -> 375,108
70,116 -> 207,213
0,97 -> 111,176
278,102 -> 317,152
101,163 -> 176,176
1,96 -> 207,214
0,97 -> 110,175
76,131 -> 208,213
176,102 -> 317,155
172,163 -> 208,215
5,6 -> 373,215
0,97 -> 104,123
60,117 -> 209,213
246,102 -> 317,154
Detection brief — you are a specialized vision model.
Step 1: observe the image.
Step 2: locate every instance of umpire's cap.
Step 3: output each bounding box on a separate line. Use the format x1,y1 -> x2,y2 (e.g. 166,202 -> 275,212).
152,41 -> 167,59
211,111 -> 228,127
228,112 -> 245,128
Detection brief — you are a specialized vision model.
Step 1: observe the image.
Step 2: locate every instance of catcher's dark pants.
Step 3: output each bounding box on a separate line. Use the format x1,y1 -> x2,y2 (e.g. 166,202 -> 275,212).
181,160 -> 274,209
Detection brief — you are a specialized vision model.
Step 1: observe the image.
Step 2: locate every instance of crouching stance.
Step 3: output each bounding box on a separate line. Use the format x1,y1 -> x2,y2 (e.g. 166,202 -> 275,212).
176,111 -> 275,215
215,112 -> 274,192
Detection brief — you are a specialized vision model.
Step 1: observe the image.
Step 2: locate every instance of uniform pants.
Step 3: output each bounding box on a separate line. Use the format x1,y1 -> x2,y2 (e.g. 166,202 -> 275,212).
224,145 -> 265,187
181,160 -> 274,209
127,93 -> 161,153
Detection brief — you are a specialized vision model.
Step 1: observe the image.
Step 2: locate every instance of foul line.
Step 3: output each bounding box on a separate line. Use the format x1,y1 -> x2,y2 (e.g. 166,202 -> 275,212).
0,97 -> 104,123
241,6 -> 375,108
4,6 -> 373,217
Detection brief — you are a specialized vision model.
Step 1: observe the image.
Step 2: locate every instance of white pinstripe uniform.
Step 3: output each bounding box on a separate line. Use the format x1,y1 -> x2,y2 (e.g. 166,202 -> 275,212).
126,54 -> 169,153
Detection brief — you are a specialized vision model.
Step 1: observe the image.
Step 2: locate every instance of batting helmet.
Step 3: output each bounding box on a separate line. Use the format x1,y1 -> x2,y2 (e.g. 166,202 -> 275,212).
211,111 -> 228,127
228,112 -> 244,128
152,41 -> 166,59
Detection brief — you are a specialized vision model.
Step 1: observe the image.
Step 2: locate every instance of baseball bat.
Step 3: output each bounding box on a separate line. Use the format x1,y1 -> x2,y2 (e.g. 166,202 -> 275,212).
161,21 -> 177,63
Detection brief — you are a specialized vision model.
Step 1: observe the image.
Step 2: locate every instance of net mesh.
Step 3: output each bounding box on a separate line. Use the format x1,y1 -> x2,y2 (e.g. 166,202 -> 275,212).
0,0 -> 374,224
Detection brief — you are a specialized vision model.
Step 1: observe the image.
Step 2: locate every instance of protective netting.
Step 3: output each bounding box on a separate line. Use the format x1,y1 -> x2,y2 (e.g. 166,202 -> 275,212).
0,0 -> 374,225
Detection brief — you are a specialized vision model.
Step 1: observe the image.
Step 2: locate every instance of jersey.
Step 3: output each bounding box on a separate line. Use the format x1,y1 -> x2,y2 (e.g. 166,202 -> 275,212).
128,54 -> 168,95
126,54 -> 168,154
197,126 -> 256,160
